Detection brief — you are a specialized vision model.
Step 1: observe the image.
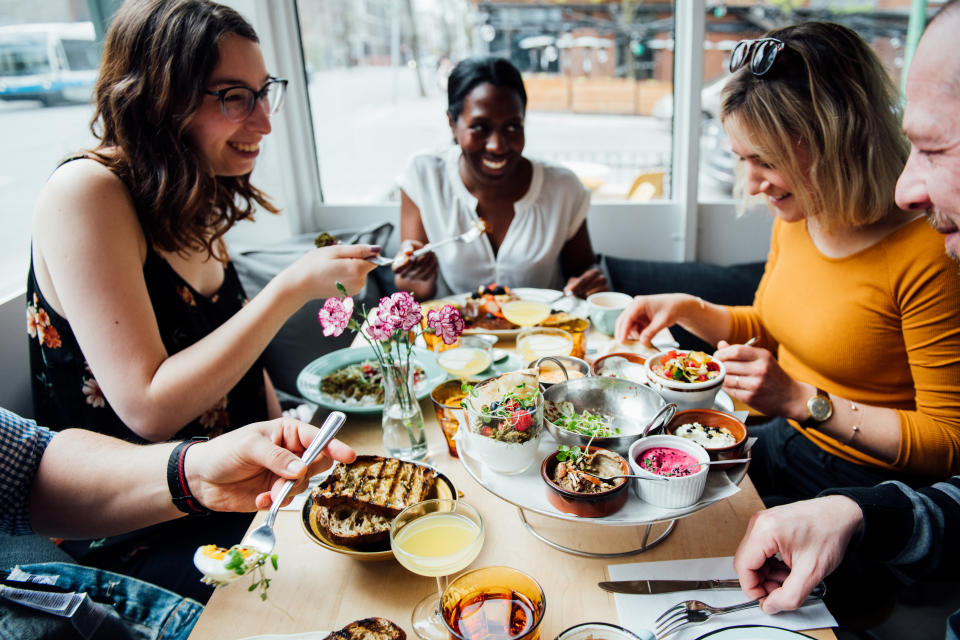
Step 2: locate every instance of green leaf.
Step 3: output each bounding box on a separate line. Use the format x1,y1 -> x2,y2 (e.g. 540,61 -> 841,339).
224,549 -> 244,570
336,282 -> 348,295
270,554 -> 279,570
249,583 -> 258,591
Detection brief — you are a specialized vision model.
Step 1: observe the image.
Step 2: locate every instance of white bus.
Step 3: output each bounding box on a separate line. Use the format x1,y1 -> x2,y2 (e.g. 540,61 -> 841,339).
0,22 -> 100,106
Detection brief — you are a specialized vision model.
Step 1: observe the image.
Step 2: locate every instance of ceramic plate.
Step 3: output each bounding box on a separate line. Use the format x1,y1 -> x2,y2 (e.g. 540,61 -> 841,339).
695,625 -> 814,639
446,287 -> 587,338
300,464 -> 458,561
296,346 -> 448,414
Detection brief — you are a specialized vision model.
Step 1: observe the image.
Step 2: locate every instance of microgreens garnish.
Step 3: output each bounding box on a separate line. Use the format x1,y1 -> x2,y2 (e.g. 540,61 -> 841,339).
224,548 -> 279,602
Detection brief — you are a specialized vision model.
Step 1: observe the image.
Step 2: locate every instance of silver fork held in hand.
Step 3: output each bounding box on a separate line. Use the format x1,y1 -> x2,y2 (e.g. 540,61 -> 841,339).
655,581 -> 827,639
240,410 -> 347,555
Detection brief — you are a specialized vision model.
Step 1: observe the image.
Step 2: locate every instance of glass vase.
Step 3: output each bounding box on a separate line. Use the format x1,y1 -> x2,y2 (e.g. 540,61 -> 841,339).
380,361 -> 428,460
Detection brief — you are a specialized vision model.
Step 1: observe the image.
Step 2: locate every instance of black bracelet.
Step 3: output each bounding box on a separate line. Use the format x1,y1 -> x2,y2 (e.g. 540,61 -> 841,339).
166,437 -> 211,515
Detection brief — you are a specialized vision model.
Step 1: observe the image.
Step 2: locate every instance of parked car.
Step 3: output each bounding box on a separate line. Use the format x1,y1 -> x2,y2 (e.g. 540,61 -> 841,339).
0,22 -> 100,106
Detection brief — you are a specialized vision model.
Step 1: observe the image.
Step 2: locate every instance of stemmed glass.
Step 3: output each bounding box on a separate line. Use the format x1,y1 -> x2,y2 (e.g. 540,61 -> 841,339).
390,499 -> 485,640
434,335 -> 493,383
516,327 -> 573,364
501,300 -> 551,328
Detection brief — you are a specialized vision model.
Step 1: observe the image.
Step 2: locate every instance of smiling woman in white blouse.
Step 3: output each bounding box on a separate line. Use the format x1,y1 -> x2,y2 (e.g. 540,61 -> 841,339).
392,56 -> 608,300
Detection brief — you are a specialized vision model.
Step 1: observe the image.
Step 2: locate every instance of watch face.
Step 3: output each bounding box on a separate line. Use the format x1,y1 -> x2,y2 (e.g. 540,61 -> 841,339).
809,396 -> 832,421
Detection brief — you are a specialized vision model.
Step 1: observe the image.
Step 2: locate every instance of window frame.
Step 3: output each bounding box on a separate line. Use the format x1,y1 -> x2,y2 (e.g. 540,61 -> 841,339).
240,0 -> 752,264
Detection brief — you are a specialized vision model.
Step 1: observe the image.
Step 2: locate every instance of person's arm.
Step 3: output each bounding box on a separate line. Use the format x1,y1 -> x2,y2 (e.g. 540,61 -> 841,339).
559,222 -> 607,298
393,190 -> 439,301
614,293 -> 734,346
734,476 -> 960,614
716,341 -> 902,463
825,477 -> 960,581
32,159 -> 376,442
29,417 -> 355,538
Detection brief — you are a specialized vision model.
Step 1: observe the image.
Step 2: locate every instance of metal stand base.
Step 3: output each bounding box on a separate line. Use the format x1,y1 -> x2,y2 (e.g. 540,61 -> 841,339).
516,507 -> 677,557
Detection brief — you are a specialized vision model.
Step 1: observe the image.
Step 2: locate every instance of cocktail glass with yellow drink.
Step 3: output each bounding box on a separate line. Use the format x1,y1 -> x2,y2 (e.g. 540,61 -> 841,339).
516,327 -> 573,364
501,300 -> 551,328
390,499 -> 485,640
435,335 -> 493,382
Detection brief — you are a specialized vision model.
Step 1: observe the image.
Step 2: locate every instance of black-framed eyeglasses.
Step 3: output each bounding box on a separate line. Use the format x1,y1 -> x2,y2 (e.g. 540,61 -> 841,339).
204,77 -> 288,122
729,38 -> 785,76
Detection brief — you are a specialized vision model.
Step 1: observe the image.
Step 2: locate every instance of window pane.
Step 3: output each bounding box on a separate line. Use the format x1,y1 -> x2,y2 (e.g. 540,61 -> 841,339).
697,2 -> 914,202
0,15 -> 100,295
297,0 -> 675,204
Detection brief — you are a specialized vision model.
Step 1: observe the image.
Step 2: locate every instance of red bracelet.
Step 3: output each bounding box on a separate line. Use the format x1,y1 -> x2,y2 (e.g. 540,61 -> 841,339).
166,438 -> 211,515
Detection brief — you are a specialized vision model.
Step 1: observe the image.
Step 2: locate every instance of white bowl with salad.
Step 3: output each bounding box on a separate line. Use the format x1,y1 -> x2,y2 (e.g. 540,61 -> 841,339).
460,370 -> 544,475
645,349 -> 725,411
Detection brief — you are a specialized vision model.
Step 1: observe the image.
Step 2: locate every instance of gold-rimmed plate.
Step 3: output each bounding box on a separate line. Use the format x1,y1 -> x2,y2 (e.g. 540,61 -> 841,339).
300,465 -> 458,561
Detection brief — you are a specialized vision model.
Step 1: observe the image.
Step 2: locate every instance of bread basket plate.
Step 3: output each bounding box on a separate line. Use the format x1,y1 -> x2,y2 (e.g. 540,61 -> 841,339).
300,465 -> 458,561
296,346 -> 448,415
239,633 -> 329,640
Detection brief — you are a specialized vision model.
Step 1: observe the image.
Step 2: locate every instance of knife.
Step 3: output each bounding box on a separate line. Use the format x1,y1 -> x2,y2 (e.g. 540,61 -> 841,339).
598,579 -> 741,594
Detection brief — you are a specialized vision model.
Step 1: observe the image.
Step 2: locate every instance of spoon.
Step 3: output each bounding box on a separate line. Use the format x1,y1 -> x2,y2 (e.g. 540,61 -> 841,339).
239,411 -> 346,555
581,458 -> 751,483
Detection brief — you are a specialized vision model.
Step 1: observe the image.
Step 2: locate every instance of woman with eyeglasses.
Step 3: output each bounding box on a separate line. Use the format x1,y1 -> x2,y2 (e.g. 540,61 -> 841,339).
24,0 -> 375,600
616,22 -> 960,505
391,56 -> 608,301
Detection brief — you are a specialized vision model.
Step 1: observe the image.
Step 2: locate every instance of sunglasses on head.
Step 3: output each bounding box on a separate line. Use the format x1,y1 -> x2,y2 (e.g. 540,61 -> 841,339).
729,38 -> 785,76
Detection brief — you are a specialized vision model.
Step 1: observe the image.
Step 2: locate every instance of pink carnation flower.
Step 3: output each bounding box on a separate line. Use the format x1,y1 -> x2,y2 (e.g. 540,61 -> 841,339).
318,296 -> 354,337
378,291 -> 422,332
364,308 -> 394,341
427,304 -> 465,345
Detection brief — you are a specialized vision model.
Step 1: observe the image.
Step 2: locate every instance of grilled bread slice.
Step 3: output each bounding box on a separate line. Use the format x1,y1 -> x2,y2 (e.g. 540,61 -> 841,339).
315,503 -> 392,548
312,455 -> 437,518
324,617 -> 406,640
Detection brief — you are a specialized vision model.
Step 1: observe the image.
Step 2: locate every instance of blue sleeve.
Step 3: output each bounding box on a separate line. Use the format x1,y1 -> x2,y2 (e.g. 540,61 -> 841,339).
0,408 -> 55,535
822,477 -> 960,579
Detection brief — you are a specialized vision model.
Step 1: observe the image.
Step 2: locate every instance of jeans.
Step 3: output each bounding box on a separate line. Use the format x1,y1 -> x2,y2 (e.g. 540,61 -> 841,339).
0,536 -> 201,640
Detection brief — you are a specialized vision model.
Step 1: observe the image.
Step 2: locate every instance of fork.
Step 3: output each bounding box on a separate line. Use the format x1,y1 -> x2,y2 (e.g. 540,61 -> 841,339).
654,582 -> 826,639
239,410 -> 346,556
368,220 -> 486,267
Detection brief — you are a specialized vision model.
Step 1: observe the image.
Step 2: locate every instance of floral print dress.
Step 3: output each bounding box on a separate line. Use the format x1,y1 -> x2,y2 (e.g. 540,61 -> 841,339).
26,247 -> 269,442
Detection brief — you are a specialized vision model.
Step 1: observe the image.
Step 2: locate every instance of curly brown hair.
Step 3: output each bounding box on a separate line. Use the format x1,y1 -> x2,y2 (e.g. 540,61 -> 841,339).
721,22 -> 908,231
88,0 -> 279,260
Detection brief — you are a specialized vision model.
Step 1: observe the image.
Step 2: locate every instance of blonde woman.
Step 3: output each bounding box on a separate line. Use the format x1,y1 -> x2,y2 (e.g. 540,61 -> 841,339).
616,22 -> 960,505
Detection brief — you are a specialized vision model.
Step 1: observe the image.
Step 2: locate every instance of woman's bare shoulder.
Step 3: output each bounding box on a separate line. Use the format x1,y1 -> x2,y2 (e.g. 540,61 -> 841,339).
33,156 -> 145,254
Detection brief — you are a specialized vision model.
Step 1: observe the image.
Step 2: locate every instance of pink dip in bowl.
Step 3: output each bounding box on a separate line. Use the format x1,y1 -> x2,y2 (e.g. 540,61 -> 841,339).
636,446 -> 700,477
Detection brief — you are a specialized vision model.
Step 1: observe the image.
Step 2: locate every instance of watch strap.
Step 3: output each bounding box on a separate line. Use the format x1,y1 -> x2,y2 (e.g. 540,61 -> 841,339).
166,437 -> 211,515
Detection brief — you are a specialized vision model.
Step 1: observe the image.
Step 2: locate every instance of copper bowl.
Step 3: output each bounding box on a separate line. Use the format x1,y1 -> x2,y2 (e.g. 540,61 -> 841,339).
540,446 -> 630,518
664,409 -> 747,470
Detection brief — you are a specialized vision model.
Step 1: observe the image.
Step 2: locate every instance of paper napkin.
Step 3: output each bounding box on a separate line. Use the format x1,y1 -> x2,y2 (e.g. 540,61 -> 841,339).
607,556 -> 836,640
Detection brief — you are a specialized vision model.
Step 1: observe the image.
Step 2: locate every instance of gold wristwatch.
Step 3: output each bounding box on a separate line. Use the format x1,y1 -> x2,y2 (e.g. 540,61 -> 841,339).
804,387 -> 833,426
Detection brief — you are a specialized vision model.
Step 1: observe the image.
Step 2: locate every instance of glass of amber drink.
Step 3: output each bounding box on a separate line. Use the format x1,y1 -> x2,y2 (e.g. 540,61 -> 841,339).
441,566 -> 546,640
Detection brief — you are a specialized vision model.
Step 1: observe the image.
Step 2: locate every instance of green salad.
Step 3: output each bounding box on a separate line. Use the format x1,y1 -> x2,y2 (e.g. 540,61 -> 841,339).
320,361 -> 425,405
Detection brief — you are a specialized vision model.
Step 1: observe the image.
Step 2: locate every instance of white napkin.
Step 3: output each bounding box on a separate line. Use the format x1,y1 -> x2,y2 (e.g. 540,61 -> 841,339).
607,556 -> 836,640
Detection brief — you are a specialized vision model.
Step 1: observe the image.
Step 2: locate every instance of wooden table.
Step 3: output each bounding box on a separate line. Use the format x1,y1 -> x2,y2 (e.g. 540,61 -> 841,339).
189,335 -> 835,640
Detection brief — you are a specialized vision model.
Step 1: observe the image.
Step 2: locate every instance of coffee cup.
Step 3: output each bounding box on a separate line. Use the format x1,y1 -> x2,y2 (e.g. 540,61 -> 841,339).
586,292 -> 633,336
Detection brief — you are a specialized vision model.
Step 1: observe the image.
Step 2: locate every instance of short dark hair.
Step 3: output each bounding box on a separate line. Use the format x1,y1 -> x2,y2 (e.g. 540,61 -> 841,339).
446,56 -> 527,122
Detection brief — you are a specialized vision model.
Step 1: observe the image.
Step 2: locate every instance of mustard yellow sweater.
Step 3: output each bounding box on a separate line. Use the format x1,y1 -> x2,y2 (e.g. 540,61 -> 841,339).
727,217 -> 960,476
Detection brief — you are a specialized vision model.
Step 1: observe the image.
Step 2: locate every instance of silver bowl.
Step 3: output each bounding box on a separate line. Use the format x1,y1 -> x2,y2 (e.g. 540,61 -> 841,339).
527,355 -> 592,389
543,376 -> 676,456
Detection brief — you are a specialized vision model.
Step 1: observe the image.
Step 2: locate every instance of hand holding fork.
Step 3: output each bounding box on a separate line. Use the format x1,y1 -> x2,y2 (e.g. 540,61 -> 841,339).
654,582 -> 826,639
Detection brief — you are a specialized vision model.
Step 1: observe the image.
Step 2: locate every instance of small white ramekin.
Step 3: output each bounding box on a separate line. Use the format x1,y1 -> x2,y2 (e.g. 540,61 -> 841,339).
627,434 -> 710,508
